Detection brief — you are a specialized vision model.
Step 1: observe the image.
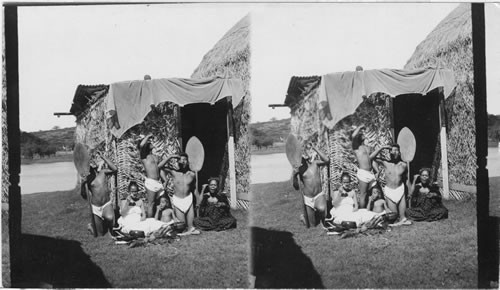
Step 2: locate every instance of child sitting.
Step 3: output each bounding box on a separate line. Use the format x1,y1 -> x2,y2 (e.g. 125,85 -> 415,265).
367,181 -> 390,214
154,195 -> 175,223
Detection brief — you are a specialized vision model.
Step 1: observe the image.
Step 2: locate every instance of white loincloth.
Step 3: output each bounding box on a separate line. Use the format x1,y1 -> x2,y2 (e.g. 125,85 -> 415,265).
356,168 -> 375,183
172,193 -> 193,213
144,177 -> 165,197
91,199 -> 113,220
384,183 -> 405,204
303,191 -> 326,210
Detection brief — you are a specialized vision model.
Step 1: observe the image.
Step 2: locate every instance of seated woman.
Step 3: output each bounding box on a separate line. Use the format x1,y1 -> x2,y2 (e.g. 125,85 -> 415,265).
193,177 -> 237,231
328,173 -> 380,227
406,168 -> 448,222
117,181 -> 172,236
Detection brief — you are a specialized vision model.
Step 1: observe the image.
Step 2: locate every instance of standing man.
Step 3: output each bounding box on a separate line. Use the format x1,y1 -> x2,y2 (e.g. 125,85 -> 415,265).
292,143 -> 330,228
83,152 -> 117,236
138,133 -> 166,218
163,153 -> 201,235
374,144 -> 412,225
351,125 -> 380,208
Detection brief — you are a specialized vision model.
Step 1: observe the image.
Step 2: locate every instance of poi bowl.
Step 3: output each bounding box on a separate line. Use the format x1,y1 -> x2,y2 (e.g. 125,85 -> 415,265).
341,221 -> 357,229
129,230 -> 145,238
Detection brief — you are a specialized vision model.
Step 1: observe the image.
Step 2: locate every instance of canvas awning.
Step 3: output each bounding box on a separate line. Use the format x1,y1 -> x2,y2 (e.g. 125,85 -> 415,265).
318,68 -> 456,129
106,76 -> 245,138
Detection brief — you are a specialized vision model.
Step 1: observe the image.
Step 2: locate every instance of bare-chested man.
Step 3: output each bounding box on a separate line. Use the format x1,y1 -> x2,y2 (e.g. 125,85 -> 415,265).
82,152 -> 117,236
374,144 -> 411,225
351,125 -> 380,208
162,153 -> 201,235
292,143 -> 330,228
138,133 -> 166,218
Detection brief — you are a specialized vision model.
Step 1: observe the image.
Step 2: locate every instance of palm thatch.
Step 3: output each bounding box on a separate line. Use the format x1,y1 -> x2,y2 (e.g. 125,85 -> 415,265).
191,14 -> 251,206
405,3 -> 476,199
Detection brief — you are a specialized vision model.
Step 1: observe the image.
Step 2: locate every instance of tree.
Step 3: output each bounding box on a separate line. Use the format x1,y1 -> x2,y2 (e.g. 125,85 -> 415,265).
52,125 -> 61,130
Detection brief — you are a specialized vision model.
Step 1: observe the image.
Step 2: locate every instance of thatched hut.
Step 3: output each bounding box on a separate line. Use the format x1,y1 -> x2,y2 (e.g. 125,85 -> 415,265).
405,3 -> 476,199
283,69 -> 459,200
68,15 -> 251,210
191,14 -> 250,208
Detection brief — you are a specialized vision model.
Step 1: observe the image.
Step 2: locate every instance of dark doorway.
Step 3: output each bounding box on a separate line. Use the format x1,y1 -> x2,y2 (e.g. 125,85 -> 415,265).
181,99 -> 228,190
393,89 -> 441,180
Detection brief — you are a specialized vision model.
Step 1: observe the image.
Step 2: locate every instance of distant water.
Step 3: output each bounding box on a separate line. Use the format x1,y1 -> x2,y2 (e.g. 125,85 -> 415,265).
488,147 -> 500,177
251,153 -> 291,184
20,161 -> 77,194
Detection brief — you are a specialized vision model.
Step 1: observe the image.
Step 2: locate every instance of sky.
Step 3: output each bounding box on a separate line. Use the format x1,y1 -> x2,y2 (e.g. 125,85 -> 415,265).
486,3 -> 500,115
250,3 -> 462,122
17,3 -> 251,131
14,2 -> 500,132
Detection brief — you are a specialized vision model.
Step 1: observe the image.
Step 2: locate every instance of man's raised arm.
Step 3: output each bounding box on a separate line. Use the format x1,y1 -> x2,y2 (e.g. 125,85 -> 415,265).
370,145 -> 391,162
312,145 -> 330,166
99,152 -> 117,174
351,125 -> 365,139
139,133 -> 153,149
158,154 -> 181,174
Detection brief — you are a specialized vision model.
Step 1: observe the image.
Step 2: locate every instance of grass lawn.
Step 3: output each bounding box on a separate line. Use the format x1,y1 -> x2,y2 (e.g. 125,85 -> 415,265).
14,189 -> 248,288
250,181 -> 478,288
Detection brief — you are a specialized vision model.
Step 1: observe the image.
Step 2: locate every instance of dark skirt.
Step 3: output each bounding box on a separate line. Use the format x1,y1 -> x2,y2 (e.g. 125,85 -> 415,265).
407,194 -> 448,222
194,204 -> 237,231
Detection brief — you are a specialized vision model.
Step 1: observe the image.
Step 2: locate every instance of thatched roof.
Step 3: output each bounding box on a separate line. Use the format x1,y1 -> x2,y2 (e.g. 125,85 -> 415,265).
405,3 -> 470,69
69,84 -> 109,118
284,76 -> 321,108
191,14 -> 250,83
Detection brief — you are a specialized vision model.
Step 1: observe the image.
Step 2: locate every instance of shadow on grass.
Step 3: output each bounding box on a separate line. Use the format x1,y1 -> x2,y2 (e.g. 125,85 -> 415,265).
251,227 -> 324,289
11,234 -> 110,288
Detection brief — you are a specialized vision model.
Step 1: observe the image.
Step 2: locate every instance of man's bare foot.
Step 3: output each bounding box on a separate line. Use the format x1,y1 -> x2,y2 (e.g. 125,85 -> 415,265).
178,227 -> 201,236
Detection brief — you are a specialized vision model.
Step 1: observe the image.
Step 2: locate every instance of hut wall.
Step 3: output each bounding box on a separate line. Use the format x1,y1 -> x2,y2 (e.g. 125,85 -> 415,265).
75,96 -> 181,203
404,4 -> 476,199
406,37 -> 476,191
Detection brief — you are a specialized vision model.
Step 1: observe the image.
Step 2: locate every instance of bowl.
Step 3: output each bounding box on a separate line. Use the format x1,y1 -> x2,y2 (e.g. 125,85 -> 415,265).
129,230 -> 145,238
341,221 -> 357,229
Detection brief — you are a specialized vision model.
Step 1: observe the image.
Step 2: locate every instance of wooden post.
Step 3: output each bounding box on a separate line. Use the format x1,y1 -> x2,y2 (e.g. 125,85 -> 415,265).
438,87 -> 450,199
176,105 -> 183,149
387,96 -> 395,142
227,97 -> 238,209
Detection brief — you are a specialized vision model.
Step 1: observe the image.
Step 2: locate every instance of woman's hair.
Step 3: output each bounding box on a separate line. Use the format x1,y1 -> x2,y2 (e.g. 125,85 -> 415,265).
418,167 -> 433,183
340,172 -> 351,182
419,167 -> 431,176
205,177 -> 220,194
128,181 -> 138,191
